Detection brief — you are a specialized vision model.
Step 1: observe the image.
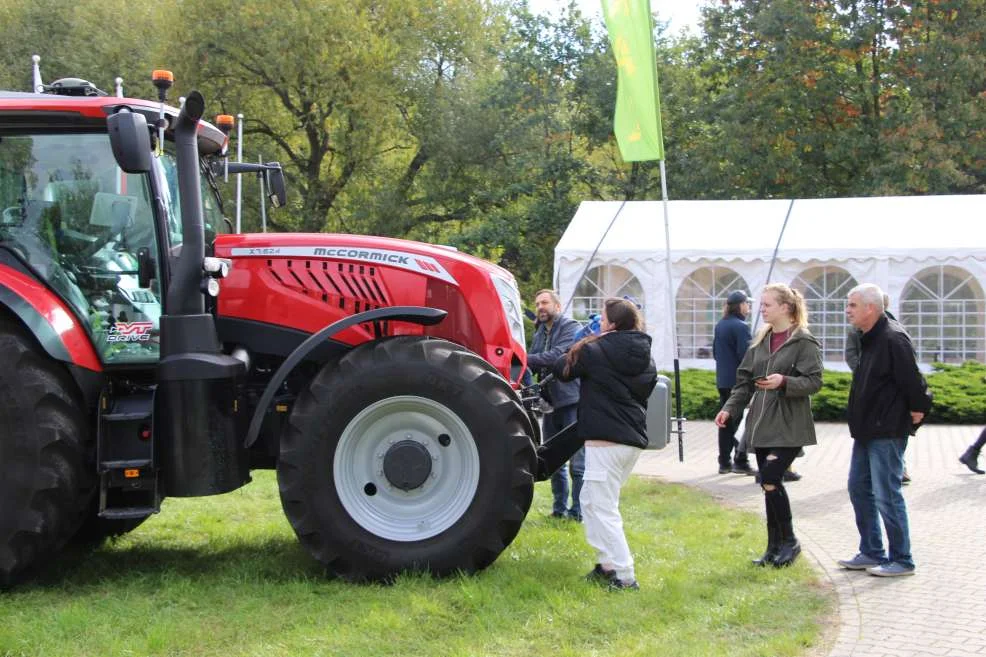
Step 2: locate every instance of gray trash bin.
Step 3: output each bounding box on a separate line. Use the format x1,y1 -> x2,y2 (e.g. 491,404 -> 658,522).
645,374 -> 672,450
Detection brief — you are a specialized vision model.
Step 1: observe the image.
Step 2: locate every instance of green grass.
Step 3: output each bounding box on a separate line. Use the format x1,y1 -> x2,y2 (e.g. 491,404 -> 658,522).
0,473 -> 833,657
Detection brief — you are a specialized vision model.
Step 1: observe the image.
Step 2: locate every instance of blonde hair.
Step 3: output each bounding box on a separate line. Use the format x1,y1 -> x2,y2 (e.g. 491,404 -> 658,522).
751,283 -> 809,347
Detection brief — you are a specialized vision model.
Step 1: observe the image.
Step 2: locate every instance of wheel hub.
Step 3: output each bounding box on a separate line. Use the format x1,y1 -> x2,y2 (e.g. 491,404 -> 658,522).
382,440 -> 433,491
333,395 -> 480,541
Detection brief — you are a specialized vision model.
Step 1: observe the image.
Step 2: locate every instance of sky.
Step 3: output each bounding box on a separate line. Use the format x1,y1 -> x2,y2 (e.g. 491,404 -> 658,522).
527,0 -> 702,35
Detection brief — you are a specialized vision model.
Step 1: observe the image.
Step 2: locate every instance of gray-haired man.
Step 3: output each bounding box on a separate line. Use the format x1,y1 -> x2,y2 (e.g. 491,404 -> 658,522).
840,283 -> 931,577
845,292 -> 914,485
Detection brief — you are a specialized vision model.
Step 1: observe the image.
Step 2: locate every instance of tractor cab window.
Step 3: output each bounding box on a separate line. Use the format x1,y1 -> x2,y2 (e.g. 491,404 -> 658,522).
158,150 -> 228,252
0,132 -> 163,364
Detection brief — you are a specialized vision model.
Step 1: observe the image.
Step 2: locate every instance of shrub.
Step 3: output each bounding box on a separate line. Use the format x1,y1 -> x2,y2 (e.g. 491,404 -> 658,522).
663,362 -> 985,425
927,362 -> 986,425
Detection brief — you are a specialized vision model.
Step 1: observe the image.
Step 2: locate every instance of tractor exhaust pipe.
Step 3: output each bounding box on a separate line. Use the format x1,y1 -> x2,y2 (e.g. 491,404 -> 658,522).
156,90 -> 249,498
168,90 -> 206,316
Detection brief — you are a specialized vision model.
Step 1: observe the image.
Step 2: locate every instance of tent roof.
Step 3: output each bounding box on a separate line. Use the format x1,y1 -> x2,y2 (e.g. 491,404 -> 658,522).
555,195 -> 986,263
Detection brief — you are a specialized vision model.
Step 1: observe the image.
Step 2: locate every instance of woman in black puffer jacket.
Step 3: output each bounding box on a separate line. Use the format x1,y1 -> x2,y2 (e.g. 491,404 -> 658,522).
552,298 -> 657,591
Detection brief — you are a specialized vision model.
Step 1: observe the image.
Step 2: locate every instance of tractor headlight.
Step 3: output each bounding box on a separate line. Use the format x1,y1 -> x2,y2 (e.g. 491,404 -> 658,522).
491,273 -> 525,347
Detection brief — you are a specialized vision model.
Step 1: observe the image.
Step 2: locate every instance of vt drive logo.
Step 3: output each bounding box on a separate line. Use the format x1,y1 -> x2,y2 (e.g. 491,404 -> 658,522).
107,322 -> 155,342
230,246 -> 458,285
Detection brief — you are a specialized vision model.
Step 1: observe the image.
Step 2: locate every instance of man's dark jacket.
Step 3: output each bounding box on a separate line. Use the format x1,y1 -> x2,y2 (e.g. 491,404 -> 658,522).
552,330 -> 657,449
527,315 -> 580,408
848,315 -> 932,440
845,309 -> 904,372
713,312 -> 751,389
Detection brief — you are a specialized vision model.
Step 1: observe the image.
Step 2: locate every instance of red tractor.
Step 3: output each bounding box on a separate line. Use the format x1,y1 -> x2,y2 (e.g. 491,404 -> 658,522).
0,72 -> 538,585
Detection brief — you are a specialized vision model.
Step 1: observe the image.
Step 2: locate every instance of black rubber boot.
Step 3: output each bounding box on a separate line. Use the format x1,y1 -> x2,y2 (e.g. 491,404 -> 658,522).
752,524 -> 780,567
773,519 -> 801,568
959,447 -> 984,475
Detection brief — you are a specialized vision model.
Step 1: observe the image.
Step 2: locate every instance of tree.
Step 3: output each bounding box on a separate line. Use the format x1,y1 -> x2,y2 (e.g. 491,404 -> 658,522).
0,0 -> 164,97
871,0 -> 986,193
168,0 -> 511,237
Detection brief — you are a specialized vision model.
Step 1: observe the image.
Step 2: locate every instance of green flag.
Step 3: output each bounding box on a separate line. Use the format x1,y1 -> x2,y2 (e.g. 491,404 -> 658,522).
602,0 -> 664,161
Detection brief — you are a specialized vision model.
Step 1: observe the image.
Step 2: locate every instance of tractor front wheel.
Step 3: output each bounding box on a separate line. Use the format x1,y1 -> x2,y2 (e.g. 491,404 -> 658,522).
277,337 -> 536,580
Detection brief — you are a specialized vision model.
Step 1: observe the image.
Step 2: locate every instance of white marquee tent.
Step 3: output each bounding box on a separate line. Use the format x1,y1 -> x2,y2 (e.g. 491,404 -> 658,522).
553,195 -> 986,370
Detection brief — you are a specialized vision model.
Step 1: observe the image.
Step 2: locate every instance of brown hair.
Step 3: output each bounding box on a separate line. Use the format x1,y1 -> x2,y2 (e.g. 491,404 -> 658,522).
751,283 -> 809,347
564,298 -> 642,375
534,289 -> 560,305
722,300 -> 745,319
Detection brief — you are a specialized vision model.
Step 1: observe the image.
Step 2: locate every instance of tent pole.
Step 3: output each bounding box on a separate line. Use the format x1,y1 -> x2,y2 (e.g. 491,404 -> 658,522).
660,160 -> 685,462
560,201 -> 627,318
753,198 -> 796,333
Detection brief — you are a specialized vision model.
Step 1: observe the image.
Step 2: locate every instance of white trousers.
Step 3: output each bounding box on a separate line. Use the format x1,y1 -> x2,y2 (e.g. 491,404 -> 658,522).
580,443 -> 642,582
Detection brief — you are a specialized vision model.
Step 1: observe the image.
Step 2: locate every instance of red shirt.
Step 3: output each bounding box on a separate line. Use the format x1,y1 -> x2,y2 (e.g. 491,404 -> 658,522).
769,328 -> 790,354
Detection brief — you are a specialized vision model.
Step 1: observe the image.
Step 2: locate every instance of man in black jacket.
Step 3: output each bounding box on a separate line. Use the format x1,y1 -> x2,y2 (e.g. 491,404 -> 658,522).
839,284 -> 931,577
845,293 -> 915,485
527,289 -> 584,520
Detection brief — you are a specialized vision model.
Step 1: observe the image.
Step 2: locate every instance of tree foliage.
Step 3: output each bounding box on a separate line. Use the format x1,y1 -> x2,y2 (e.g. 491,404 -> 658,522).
2,0 -> 983,297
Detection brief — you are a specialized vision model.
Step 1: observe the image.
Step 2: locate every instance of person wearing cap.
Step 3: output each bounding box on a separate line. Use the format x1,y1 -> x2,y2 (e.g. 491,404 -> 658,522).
713,290 -> 755,475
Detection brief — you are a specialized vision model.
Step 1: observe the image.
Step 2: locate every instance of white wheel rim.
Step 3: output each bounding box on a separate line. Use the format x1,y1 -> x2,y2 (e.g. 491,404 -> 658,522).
333,395 -> 480,542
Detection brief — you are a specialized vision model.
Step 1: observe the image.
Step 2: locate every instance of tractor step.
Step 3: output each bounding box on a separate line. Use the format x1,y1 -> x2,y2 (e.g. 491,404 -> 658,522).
97,391 -> 160,518
99,507 -> 159,520
100,459 -> 153,471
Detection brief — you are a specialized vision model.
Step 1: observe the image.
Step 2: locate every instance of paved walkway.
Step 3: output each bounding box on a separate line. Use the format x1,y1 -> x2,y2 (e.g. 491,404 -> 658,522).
634,421 -> 986,657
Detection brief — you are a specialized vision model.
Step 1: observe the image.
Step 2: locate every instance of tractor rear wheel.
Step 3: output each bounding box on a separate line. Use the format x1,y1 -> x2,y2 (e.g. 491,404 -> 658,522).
277,336 -> 536,581
0,321 -> 93,587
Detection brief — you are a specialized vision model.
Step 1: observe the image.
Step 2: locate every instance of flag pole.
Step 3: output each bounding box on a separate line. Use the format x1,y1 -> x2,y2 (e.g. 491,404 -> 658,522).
659,160 -> 684,461
604,0 -> 685,460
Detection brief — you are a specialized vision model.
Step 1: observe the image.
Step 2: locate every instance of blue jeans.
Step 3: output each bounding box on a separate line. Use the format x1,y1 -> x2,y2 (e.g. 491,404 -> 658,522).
848,437 -> 913,568
543,405 -> 584,519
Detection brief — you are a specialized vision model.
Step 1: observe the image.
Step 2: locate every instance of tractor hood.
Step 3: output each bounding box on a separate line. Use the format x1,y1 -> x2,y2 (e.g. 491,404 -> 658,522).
213,232 -> 527,385
215,233 -> 517,288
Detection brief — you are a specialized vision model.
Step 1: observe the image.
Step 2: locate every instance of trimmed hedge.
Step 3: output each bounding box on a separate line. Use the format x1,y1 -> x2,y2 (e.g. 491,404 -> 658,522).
663,361 -> 986,425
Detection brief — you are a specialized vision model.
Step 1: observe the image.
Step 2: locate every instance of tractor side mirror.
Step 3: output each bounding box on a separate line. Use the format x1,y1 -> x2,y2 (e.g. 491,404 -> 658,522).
107,110 -> 153,173
264,163 -> 286,208
136,246 -> 156,289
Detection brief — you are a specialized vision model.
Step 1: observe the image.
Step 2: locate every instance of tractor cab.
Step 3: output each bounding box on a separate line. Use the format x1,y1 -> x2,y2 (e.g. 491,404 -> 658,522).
0,122 -> 229,364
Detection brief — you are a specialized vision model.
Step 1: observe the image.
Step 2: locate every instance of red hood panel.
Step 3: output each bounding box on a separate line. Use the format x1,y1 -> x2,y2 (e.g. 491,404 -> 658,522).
215,233 -> 515,285
213,232 -> 526,384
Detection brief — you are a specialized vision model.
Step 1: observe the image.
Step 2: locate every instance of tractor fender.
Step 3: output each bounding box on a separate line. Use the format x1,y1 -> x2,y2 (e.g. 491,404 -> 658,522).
243,306 -> 446,449
0,264 -> 101,372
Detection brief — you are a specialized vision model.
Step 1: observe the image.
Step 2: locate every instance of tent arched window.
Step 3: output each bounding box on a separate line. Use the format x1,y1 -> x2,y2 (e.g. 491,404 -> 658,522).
900,266 -> 986,364
572,264 -> 645,321
791,266 -> 858,361
676,266 -> 751,359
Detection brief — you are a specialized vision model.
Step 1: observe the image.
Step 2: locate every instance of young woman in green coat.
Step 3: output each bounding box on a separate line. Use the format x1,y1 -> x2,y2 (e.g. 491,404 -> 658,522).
714,283 -> 823,568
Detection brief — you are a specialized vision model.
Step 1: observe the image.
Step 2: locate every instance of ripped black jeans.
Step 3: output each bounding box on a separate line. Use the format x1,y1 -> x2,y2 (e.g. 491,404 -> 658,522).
755,447 -> 800,486
755,447 -> 801,529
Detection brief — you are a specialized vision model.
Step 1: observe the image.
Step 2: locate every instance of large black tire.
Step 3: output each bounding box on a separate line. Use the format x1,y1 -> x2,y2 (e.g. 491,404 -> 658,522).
0,320 -> 94,587
277,336 -> 536,581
